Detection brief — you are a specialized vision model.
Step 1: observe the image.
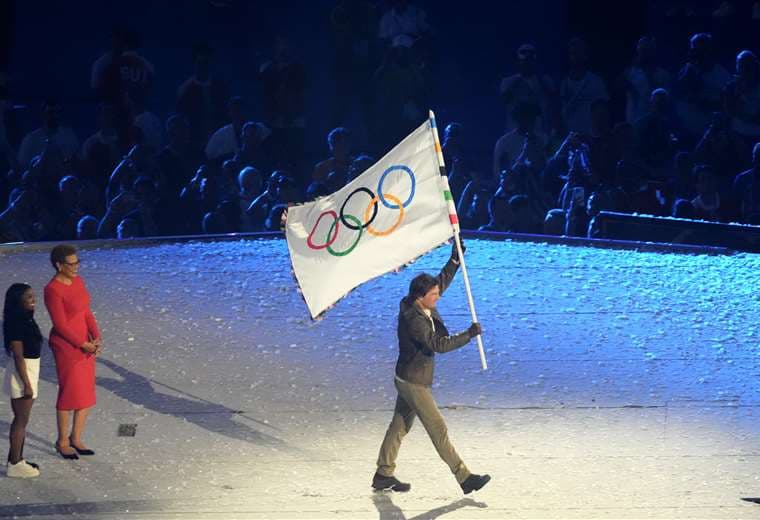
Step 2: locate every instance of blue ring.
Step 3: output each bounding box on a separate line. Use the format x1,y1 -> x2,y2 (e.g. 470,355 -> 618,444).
377,165 -> 416,209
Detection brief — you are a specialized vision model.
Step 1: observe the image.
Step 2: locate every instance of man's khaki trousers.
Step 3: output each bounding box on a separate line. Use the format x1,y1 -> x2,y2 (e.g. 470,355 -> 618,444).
376,376 -> 470,483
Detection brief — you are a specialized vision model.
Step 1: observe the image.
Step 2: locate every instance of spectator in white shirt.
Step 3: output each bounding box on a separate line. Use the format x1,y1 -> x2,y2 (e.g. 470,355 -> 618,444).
17,100 -> 80,170
205,96 -> 248,162
675,33 -> 731,138
499,43 -> 555,133
620,36 -> 671,124
560,38 -> 609,136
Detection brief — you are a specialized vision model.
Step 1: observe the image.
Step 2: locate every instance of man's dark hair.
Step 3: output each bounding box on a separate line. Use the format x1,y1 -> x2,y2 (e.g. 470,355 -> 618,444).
50,244 -> 77,269
408,273 -> 439,300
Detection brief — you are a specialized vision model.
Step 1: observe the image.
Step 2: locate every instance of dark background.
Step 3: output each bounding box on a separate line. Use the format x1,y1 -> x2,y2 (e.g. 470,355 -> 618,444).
1,0 -> 757,164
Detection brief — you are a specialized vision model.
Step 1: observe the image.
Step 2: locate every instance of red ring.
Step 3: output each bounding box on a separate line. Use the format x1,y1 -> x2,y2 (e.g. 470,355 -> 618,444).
306,210 -> 339,250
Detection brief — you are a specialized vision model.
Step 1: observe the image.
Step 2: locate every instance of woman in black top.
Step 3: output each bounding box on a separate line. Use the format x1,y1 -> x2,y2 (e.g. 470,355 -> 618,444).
3,283 -> 43,478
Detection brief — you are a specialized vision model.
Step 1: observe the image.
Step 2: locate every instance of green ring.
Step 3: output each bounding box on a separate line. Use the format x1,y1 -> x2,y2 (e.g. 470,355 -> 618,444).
326,214 -> 362,256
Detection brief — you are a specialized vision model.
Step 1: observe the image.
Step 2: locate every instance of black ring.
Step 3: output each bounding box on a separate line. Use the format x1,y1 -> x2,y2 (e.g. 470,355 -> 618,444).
340,187 -> 378,230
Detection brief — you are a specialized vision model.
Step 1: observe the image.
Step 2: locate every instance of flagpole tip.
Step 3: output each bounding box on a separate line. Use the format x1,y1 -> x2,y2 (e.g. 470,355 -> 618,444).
428,109 -> 435,119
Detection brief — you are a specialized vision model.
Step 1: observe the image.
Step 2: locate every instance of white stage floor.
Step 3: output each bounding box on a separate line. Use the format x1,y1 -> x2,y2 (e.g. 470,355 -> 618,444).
1,237 -> 759,518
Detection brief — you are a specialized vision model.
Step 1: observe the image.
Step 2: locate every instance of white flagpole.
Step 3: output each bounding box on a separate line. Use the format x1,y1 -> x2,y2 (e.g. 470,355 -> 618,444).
428,110 -> 488,370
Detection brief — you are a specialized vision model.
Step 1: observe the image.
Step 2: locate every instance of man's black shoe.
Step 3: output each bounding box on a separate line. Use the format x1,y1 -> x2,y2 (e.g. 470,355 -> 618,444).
372,472 -> 411,492
460,473 -> 490,494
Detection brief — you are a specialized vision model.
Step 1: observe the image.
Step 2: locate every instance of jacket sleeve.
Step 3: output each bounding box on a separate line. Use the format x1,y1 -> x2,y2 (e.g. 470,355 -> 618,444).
44,285 -> 84,349
436,258 -> 459,296
407,313 -> 471,354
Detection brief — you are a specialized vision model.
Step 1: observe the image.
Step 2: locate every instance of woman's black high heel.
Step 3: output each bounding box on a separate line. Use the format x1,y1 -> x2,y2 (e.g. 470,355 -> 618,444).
69,439 -> 94,456
70,445 -> 94,456
55,443 -> 79,460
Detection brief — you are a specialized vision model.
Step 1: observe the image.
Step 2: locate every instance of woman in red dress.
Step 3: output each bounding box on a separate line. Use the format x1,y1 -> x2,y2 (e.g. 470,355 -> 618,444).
44,244 -> 103,459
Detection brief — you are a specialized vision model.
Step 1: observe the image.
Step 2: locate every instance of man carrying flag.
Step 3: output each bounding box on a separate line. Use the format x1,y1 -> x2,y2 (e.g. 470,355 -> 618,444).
371,238 -> 490,494
285,111 -> 489,494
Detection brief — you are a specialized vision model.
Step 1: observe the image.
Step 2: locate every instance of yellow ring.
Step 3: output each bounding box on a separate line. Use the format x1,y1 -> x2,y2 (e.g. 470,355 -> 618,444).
364,193 -> 404,237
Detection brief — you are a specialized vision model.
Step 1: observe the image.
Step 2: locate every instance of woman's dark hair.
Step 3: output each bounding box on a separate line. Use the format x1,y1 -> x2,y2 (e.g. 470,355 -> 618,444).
408,273 -> 439,301
50,243 -> 77,269
3,283 -> 40,355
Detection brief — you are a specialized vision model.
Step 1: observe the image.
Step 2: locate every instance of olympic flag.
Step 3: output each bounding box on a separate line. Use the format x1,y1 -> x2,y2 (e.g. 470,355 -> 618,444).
286,116 -> 454,319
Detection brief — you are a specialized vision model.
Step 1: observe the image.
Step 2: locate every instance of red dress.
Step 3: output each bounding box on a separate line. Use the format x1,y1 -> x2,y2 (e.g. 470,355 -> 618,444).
44,276 -> 100,410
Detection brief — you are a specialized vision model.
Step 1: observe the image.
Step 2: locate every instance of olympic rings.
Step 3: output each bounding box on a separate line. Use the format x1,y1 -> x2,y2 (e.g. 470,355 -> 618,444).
327,214 -> 362,256
304,164 -> 417,255
365,193 -> 404,237
378,165 -> 415,209
340,187 -> 377,230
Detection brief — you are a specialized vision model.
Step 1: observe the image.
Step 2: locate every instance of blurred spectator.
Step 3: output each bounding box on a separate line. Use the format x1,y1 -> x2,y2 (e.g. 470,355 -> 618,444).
634,88 -> 680,170
588,99 -> 618,185
106,144 -> 157,203
306,180 -> 330,201
478,192 -> 513,232
260,36 -> 308,175
176,165 -> 209,234
543,208 -> 566,235
328,0 -> 378,127
675,33 -> 731,138
672,198 -> 696,219
202,210 -> 228,234
116,217 -> 140,239
372,43 -> 426,151
177,43 -> 229,150
0,85 -> 16,174
217,199 -> 242,233
91,26 -> 154,105
377,0 -> 430,47
733,142 -> 760,223
457,170 -> 491,230
0,190 -> 50,242
499,43 -> 555,133
558,162 -> 593,236
205,96 -> 248,162
233,121 -> 273,173
129,90 -> 163,151
560,38 -> 609,135
265,203 -> 289,231
17,100 -> 80,169
97,190 -> 137,239
493,103 -> 547,178
542,131 -> 590,201
619,36 -> 671,124
508,194 -> 537,233
441,122 -> 466,169
313,127 -> 353,183
609,159 -> 664,215
82,103 -> 133,189
76,215 -> 99,240
247,171 -> 285,230
667,151 -> 696,203
54,175 -> 84,239
693,110 -> 748,182
275,175 -> 300,204
347,154 -> 374,183
237,166 -> 263,232
217,159 -> 243,202
158,115 -> 202,197
691,165 -> 723,220
120,176 -> 164,237
446,156 -> 470,205
724,50 -> 760,141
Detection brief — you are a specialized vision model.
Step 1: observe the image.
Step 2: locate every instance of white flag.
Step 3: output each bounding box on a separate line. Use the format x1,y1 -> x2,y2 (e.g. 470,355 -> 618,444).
286,118 -> 454,318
